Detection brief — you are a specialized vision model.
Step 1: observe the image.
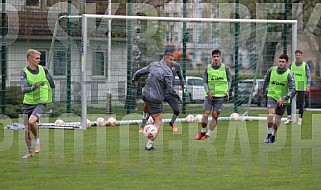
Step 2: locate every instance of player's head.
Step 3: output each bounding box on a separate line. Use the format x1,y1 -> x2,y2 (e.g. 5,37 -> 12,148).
211,49 -> 221,65
163,49 -> 174,67
278,54 -> 289,68
27,49 -> 41,66
295,50 -> 303,62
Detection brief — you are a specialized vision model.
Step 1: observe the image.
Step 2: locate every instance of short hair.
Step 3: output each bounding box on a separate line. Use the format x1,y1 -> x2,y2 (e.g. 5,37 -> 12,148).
295,50 -> 303,54
27,49 -> 41,59
212,49 -> 221,56
279,54 -> 289,62
164,49 -> 174,57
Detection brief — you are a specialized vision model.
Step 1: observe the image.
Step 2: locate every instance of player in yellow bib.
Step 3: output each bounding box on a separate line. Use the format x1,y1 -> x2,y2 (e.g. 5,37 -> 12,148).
284,50 -> 311,125
20,49 -> 55,158
195,49 -> 232,140
261,54 -> 296,143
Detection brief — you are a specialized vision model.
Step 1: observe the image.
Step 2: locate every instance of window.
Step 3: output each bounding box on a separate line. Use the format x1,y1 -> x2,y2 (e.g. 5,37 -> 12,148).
47,0 -> 63,7
26,0 -> 39,6
53,51 -> 66,76
39,51 -> 47,66
92,52 -> 106,76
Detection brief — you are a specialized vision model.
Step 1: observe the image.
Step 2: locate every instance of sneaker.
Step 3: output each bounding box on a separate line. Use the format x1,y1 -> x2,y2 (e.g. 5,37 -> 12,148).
204,135 -> 210,140
284,118 -> 291,125
269,135 -> 276,144
145,146 -> 156,151
34,138 -> 41,153
138,127 -> 144,133
195,132 -> 206,140
22,151 -> 34,159
298,118 -> 302,125
170,123 -> 178,132
265,134 -> 271,143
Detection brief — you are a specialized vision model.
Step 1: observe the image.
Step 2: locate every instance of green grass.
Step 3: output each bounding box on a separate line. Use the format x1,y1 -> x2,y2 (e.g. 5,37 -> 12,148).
1,111 -> 321,189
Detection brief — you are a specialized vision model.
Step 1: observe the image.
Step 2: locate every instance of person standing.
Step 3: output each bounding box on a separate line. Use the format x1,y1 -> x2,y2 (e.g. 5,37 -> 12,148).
195,49 -> 232,140
132,50 -> 180,150
261,54 -> 296,144
284,50 -> 311,125
20,49 -> 55,158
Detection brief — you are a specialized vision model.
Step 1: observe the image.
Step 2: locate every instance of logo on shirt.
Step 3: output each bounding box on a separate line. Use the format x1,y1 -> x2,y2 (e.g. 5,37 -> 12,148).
210,77 -> 224,81
271,81 -> 285,86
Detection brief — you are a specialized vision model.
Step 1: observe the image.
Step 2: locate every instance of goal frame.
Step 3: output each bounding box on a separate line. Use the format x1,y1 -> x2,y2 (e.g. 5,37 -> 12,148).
81,14 -> 298,130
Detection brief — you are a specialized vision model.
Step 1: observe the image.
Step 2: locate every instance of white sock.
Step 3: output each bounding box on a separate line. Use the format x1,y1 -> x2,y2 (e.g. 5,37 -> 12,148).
146,140 -> 154,149
201,128 -> 206,133
206,129 -> 213,136
272,129 -> 276,136
267,127 -> 273,134
143,112 -> 148,118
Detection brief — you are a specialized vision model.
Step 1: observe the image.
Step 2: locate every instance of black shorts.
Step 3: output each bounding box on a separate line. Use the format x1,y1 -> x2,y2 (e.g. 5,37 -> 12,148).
203,97 -> 224,113
267,97 -> 287,116
23,104 -> 46,125
142,96 -> 163,115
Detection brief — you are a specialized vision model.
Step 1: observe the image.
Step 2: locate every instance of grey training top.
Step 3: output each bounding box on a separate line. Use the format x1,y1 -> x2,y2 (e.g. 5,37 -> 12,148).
132,60 -> 179,103
261,66 -> 296,102
20,66 -> 56,93
203,63 -> 232,95
288,61 -> 311,89
171,62 -> 185,87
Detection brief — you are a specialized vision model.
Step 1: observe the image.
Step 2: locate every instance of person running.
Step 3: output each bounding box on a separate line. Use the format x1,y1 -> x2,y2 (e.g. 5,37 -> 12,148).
261,54 -> 296,144
132,49 -> 180,150
20,49 -> 55,158
284,50 -> 311,125
195,49 -> 232,140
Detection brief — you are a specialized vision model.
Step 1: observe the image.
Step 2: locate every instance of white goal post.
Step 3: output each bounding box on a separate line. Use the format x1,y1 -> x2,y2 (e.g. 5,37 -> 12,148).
80,14 -> 297,130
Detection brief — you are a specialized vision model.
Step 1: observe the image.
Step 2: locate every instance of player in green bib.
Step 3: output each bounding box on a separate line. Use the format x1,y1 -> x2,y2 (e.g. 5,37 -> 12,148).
20,49 -> 55,158
195,49 -> 232,140
261,54 -> 296,144
284,50 -> 311,125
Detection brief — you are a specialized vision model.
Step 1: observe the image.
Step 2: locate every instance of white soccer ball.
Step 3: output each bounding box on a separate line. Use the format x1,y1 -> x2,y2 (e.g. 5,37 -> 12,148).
107,117 -> 117,126
143,124 -> 158,139
96,117 -> 106,126
230,113 -> 240,121
147,116 -> 154,123
55,119 -> 65,127
195,114 -> 203,122
185,114 -> 195,123
86,119 -> 91,128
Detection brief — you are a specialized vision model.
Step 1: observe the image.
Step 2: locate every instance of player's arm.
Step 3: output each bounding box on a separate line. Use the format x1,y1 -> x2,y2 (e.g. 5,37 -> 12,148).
131,65 -> 150,84
203,67 -> 209,95
261,67 -> 272,96
225,65 -> 232,99
306,64 -> 311,90
176,65 -> 185,87
165,73 -> 180,100
20,70 -> 36,93
282,72 -> 296,101
43,66 -> 55,89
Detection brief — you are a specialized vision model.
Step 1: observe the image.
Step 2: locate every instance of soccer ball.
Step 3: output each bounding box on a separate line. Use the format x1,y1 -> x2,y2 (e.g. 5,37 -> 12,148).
86,119 -> 91,128
55,119 -> 65,127
143,124 -> 158,139
96,117 -> 106,126
107,117 -> 117,126
230,113 -> 240,121
185,114 -> 195,123
195,114 -> 203,122
147,116 -> 154,123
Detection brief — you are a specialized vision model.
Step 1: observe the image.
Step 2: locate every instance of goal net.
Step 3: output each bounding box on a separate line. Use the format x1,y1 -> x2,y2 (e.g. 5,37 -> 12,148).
48,14 -> 297,129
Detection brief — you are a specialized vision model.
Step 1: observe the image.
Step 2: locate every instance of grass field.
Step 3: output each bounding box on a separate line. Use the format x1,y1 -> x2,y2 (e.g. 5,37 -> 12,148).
1,111 -> 321,189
